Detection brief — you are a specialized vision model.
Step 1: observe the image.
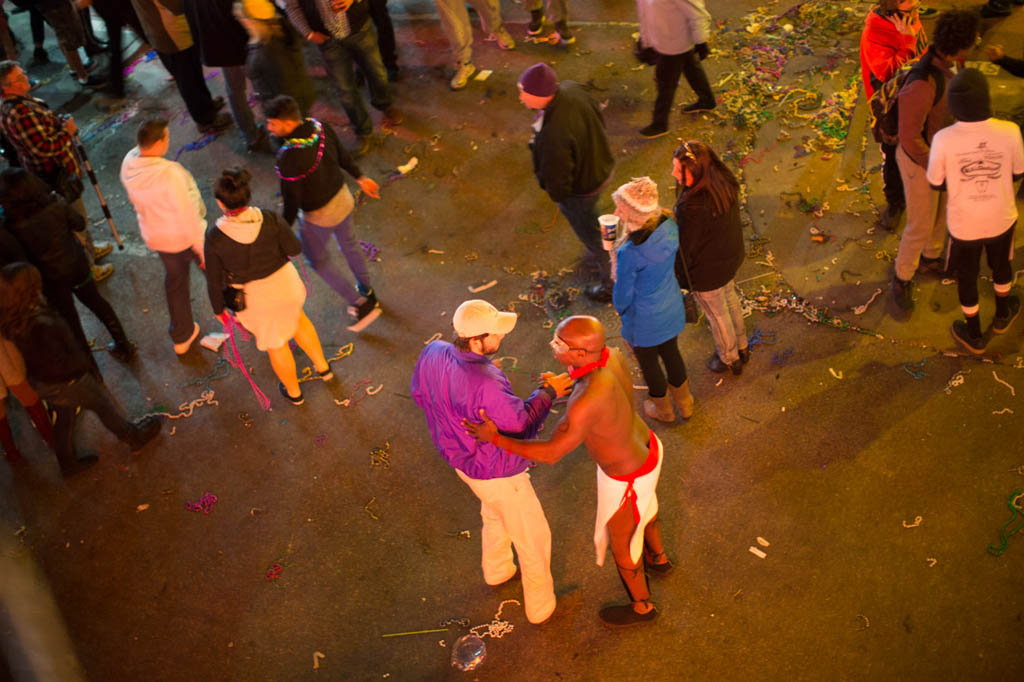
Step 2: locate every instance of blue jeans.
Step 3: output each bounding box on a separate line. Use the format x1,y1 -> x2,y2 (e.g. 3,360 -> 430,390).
158,249 -> 200,343
299,213 -> 371,305
693,279 -> 747,364
318,22 -> 392,137
556,192 -> 610,284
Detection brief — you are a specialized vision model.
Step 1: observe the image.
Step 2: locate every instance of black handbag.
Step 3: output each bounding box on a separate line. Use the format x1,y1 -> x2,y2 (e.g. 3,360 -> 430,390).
222,285 -> 246,312
674,251 -> 701,324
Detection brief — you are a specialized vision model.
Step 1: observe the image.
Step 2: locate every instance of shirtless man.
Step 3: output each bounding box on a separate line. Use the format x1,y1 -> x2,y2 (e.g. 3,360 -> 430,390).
464,315 -> 672,626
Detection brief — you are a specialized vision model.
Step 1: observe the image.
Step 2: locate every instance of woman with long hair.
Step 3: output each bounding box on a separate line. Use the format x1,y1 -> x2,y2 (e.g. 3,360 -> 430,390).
0,263 -> 161,476
672,140 -> 749,376
0,167 -> 136,362
610,177 -> 694,423
205,168 -> 333,406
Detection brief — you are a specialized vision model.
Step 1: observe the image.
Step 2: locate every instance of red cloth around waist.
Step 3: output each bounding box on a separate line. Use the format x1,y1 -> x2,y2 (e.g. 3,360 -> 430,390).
608,430 -> 659,525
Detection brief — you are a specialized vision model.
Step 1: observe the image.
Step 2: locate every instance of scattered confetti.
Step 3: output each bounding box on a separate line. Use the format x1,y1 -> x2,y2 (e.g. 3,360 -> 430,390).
902,516 -> 922,528
312,651 -> 325,670
136,504 -> 150,512
266,563 -> 283,581
992,408 -> 1015,416
992,371 -> 1016,397
370,442 -> 392,468
469,280 -> 498,293
748,546 -> 767,559
365,497 -> 379,520
185,492 -> 218,514
424,332 -> 443,345
852,288 -> 883,315
828,368 -> 843,380
926,558 -> 937,567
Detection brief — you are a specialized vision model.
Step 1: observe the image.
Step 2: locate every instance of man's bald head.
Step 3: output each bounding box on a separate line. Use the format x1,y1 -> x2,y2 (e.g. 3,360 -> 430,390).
557,316 -> 605,353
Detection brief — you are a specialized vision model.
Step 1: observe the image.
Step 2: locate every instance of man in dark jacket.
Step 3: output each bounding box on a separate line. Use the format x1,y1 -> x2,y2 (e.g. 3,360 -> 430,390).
265,95 -> 383,332
184,0 -> 268,152
283,0 -> 399,157
518,63 -> 615,302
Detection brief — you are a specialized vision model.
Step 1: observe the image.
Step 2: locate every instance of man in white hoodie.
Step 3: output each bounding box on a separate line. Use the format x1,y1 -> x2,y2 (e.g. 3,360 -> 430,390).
120,117 -> 207,354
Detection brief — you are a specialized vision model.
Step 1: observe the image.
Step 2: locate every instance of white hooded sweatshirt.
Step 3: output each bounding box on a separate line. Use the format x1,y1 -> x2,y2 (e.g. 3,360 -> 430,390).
120,147 -> 207,255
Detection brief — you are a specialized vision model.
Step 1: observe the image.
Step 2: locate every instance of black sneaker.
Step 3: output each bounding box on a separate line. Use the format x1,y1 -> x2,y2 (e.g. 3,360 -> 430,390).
639,123 -> 669,139
278,382 -> 304,405
528,9 -> 545,34
76,74 -> 108,89
738,347 -> 751,365
706,352 -> 741,375
198,112 -> 233,135
128,416 -> 162,454
598,603 -> 658,627
950,320 -> 986,355
682,100 -> 716,114
919,256 -> 946,277
107,340 -> 137,362
992,294 -> 1021,334
584,283 -> 613,304
554,20 -> 575,44
31,47 -> 49,66
891,276 -> 914,311
347,290 -> 382,332
877,204 -> 903,232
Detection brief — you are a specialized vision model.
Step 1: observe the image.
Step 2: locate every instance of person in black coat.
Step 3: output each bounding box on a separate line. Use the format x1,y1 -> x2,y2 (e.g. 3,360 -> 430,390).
0,263 -> 161,476
0,168 -> 135,362
672,140 -> 749,376
183,0 -> 268,152
234,0 -> 315,116
518,63 -> 616,302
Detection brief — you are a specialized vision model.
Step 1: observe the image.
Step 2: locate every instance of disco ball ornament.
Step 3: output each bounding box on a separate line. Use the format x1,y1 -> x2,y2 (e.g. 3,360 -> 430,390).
450,633 -> 486,671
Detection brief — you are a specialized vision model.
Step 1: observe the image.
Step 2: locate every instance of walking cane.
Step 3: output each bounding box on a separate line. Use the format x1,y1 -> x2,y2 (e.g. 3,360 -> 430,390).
72,133 -> 124,250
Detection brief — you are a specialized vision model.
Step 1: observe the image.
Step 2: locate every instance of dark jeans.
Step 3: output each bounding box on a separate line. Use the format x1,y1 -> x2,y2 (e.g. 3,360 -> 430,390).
652,49 -> 713,128
556,192 -> 611,285
158,248 -> 199,343
8,0 -> 44,45
38,372 -> 135,466
157,45 -> 217,126
368,0 -> 397,71
91,0 -> 145,98
949,222 -> 1015,312
46,278 -> 130,353
248,26 -> 316,115
319,22 -> 391,137
880,141 -> 905,211
633,336 -> 687,398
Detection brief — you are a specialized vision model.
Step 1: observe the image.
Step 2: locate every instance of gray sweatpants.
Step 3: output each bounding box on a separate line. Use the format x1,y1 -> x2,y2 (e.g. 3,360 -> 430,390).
434,0 -> 504,66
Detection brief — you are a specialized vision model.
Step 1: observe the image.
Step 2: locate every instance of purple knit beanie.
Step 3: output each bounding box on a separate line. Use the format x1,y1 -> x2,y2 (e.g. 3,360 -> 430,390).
518,63 -> 558,97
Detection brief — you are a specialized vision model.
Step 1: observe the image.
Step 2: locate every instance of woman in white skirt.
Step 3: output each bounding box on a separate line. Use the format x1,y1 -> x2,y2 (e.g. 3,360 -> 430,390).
205,168 -> 333,405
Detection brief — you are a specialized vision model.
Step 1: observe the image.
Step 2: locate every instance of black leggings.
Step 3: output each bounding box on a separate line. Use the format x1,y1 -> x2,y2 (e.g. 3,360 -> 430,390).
949,222 -> 1015,312
633,336 -> 687,398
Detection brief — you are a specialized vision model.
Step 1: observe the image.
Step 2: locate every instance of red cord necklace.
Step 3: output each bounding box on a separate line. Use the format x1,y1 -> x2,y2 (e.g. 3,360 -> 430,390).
569,347 -> 610,380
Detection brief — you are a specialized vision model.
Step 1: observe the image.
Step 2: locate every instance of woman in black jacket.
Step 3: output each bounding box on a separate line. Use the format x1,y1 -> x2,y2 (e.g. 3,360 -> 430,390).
205,168 -> 333,406
0,263 -> 161,476
673,140 -> 750,376
0,168 -> 135,361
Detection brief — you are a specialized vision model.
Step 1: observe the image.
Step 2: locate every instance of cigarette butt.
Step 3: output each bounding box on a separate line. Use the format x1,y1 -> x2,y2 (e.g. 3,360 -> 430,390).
756,537 -> 770,547
749,546 -> 767,559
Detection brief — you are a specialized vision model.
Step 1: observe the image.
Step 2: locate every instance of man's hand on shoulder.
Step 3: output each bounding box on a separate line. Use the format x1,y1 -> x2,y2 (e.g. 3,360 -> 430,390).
356,176 -> 380,199
463,408 -> 498,443
540,371 -> 573,398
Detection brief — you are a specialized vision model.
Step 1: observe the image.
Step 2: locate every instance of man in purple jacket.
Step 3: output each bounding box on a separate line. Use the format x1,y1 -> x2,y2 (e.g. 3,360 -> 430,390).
411,299 -> 572,625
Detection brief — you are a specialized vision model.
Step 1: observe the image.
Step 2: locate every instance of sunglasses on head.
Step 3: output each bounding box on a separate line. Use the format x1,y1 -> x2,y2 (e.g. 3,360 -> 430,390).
549,335 -> 592,354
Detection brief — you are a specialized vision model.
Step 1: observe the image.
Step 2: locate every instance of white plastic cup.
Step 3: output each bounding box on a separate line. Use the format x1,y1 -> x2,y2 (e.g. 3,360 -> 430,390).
598,214 -> 619,251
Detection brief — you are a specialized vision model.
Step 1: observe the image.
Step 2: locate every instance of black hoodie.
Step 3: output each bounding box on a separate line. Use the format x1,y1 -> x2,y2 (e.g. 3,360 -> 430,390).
276,119 -> 362,225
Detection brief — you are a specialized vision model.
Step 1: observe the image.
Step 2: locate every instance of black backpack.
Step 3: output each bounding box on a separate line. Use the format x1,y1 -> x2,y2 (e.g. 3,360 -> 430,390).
869,49 -> 945,146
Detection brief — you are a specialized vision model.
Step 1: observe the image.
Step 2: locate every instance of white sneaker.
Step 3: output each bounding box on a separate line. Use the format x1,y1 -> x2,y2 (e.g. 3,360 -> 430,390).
488,27 -> 516,50
450,62 -> 476,90
173,322 -> 201,355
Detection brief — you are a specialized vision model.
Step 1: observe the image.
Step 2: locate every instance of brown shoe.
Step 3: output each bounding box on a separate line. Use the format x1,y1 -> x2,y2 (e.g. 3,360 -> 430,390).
667,380 -> 695,419
643,395 -> 675,423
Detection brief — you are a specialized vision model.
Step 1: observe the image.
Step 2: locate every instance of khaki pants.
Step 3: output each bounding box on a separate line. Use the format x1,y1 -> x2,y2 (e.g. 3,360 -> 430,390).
434,0 -> 503,66
456,469 -> 556,624
895,145 -> 947,281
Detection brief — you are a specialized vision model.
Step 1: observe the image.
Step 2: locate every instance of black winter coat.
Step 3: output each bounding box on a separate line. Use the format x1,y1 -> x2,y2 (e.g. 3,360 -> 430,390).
5,196 -> 91,287
183,0 -> 250,67
674,190 -> 745,292
529,82 -> 614,202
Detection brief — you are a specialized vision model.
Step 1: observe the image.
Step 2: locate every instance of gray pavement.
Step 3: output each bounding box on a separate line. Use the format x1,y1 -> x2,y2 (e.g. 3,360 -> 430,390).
1,0 -> 1024,680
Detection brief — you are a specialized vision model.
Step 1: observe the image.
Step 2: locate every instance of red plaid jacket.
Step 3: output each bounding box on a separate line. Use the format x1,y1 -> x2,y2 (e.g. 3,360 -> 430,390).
0,95 -> 79,177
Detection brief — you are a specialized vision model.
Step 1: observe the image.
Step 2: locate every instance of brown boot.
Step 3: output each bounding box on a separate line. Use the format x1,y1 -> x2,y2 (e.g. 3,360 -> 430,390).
668,380 -> 695,419
643,395 -> 675,423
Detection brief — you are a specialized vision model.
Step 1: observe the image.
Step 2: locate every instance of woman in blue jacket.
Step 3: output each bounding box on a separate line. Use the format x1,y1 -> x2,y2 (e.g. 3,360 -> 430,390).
611,177 -> 694,423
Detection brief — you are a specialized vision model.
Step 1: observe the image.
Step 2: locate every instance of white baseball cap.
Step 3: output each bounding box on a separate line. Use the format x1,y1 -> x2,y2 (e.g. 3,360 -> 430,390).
452,299 -> 517,337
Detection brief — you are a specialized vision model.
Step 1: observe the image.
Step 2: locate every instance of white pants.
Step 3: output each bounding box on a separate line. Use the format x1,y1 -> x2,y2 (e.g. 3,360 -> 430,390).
456,469 -> 556,624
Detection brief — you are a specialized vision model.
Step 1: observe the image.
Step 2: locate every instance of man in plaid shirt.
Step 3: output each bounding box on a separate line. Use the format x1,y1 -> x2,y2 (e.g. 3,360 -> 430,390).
0,61 -> 114,280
